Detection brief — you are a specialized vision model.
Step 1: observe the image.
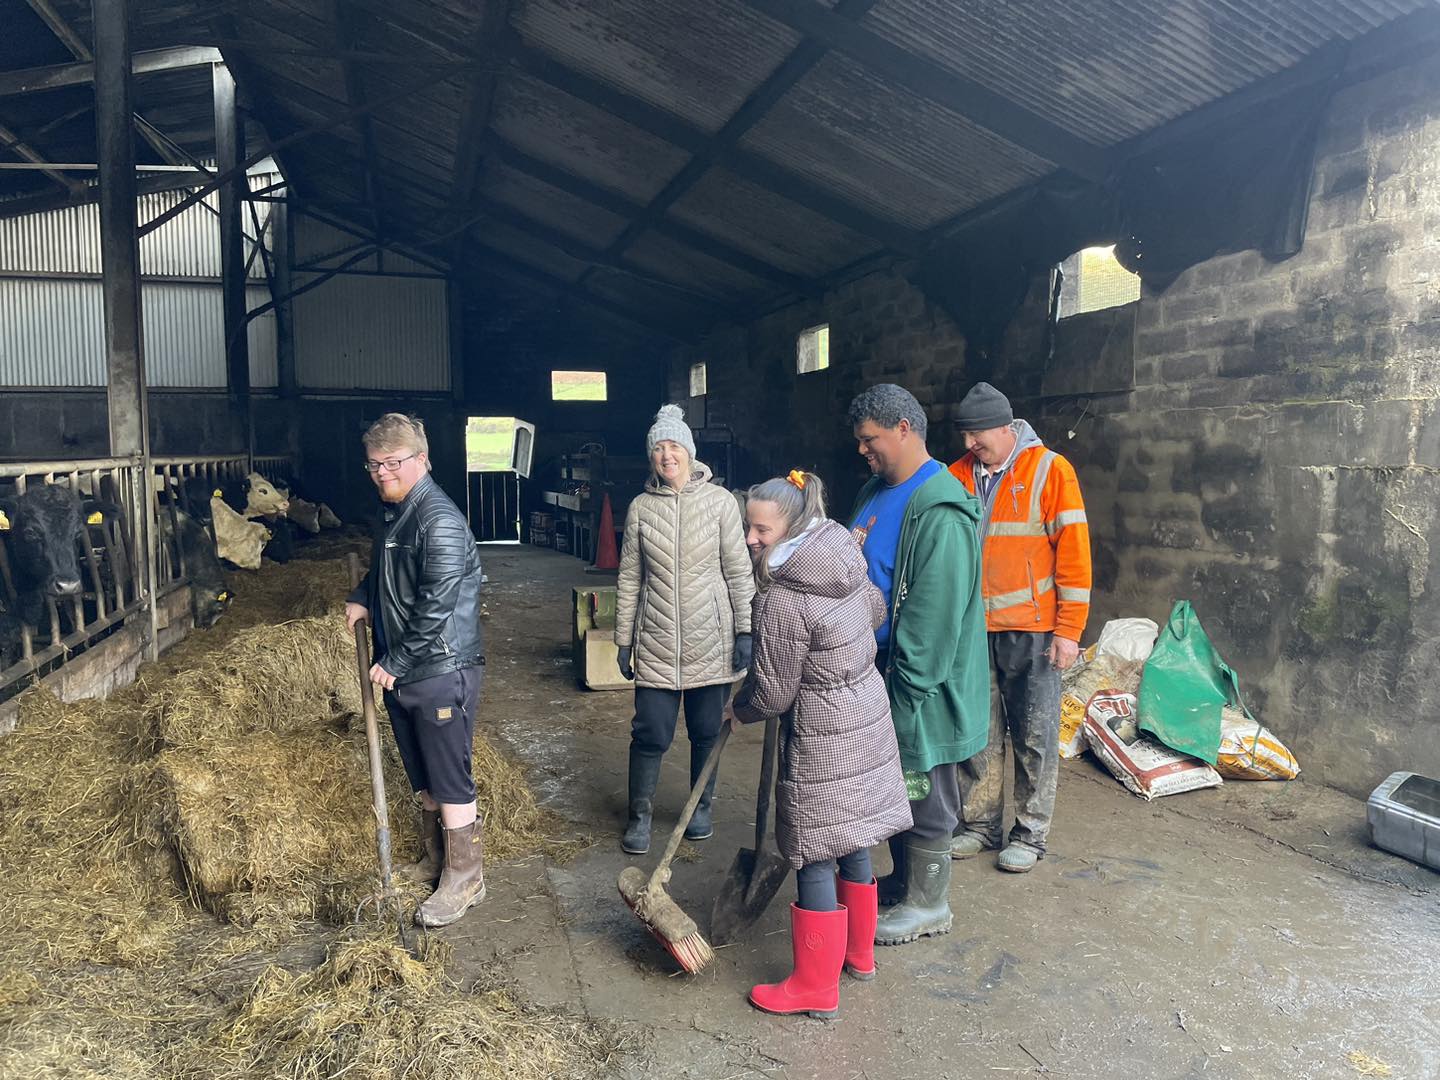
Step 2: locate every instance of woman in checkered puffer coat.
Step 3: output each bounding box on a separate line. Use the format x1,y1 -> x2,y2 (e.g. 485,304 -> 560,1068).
732,471 -> 911,1019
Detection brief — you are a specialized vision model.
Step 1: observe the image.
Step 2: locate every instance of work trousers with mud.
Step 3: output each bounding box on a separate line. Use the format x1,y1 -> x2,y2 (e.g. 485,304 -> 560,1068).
876,646 -> 961,844
957,630 -> 1061,854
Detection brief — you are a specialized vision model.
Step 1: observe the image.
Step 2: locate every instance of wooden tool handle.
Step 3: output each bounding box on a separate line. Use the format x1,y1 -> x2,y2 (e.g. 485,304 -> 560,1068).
754,717 -> 778,850
647,723 -> 731,891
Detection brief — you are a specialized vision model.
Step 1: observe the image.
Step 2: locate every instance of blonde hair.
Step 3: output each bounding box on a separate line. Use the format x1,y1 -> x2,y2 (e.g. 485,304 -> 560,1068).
746,471 -> 827,586
363,413 -> 431,470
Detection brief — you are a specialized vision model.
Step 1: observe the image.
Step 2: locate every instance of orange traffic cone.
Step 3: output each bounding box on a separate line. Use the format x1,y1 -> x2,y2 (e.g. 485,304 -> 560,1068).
592,492 -> 620,570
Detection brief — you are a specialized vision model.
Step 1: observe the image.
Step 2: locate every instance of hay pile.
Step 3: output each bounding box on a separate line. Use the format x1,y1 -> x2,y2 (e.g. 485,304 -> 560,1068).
0,555 -> 619,1080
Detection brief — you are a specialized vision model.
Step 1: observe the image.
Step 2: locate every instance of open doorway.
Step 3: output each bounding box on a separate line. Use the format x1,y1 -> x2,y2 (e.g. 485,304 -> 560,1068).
465,416 -> 535,543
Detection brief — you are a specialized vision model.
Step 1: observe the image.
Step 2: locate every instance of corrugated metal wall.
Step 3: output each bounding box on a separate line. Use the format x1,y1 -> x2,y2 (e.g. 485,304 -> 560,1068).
290,215 -> 450,391
0,170 -> 279,387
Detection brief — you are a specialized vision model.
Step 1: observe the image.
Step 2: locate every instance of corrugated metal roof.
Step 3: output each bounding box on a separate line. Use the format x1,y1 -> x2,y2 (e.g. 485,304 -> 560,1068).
742,52 -> 1053,230
513,0 -> 802,135
669,167 -> 879,277
862,0 -> 1431,147
478,160 -> 631,248
624,231 -> 770,301
490,75 -> 691,204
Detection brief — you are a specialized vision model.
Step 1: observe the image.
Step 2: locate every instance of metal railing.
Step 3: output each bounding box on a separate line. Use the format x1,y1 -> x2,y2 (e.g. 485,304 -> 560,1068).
1,452 -> 293,699
0,456 -> 151,695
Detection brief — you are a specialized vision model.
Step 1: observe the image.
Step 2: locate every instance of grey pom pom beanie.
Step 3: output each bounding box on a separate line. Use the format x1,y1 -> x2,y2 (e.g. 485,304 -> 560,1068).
646,403 -> 696,458
955,382 -> 1014,432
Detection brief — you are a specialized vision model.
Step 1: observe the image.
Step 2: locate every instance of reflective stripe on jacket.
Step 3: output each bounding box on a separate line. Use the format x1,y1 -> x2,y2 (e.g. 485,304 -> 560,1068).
949,438 -> 1092,642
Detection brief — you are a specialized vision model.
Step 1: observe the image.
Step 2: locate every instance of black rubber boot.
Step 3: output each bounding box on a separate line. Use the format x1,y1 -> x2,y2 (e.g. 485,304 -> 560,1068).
684,739 -> 719,841
874,837 -> 953,946
622,747 -> 662,854
877,835 -> 908,907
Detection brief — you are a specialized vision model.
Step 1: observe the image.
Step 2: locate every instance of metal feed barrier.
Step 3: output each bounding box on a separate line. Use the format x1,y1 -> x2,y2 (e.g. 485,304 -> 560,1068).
0,453 -> 292,700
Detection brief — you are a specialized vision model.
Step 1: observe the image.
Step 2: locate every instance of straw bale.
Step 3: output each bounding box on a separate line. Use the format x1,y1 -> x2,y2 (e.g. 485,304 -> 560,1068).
142,618 -> 361,746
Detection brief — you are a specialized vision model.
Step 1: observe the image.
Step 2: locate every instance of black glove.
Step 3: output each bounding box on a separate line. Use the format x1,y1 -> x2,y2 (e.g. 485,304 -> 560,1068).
617,646 -> 634,681
732,633 -> 753,673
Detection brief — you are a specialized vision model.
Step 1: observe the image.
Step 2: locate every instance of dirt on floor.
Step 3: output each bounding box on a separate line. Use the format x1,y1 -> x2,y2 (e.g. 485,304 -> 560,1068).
451,545 -> 1439,1080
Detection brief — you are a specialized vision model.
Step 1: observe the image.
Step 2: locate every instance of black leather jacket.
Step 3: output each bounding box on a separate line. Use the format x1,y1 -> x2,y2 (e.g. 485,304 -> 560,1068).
348,474 -> 484,684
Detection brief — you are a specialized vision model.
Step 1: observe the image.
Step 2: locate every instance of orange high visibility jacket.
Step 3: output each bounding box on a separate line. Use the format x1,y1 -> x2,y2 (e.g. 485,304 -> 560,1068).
949,434 -> 1092,642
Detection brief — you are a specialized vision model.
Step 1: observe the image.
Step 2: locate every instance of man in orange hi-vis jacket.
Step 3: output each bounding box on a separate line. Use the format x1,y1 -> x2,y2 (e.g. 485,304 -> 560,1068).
947,382 -> 1091,873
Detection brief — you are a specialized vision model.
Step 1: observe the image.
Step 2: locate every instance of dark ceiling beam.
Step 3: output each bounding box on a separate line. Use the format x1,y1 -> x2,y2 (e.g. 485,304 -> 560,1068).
486,136 -> 815,295
23,0 -> 91,58
0,46 -> 225,98
0,169 -> 211,220
330,0 -> 387,242
471,196 -> 737,307
505,35 -> 920,254
333,0 -> 477,63
0,119 -> 82,192
463,247 -> 693,341
588,0 -> 879,290
447,0 -> 514,263
737,0 -> 1109,182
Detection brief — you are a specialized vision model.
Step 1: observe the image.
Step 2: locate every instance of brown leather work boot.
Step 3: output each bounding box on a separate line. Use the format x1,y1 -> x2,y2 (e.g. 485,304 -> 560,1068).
415,818 -> 487,928
398,809 -> 443,886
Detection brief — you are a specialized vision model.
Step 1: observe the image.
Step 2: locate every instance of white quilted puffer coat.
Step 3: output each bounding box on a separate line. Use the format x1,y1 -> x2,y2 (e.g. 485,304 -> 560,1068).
614,463 -> 755,690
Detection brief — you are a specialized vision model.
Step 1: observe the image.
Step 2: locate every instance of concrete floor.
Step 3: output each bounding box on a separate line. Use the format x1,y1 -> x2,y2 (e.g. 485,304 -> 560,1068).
447,546 -> 1439,1080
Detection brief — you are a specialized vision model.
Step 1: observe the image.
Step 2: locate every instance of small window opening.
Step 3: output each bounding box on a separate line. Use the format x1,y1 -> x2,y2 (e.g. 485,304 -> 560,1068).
689,362 -> 707,397
1058,245 -> 1141,318
551,370 -> 607,401
796,324 -> 830,374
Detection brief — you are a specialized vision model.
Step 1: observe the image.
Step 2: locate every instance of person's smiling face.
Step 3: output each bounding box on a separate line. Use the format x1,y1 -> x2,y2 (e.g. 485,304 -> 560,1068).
367,448 -> 427,503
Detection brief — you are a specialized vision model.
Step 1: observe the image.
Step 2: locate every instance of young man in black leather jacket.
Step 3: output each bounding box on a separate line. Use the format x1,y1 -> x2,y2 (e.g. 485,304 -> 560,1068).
346,413 -> 486,927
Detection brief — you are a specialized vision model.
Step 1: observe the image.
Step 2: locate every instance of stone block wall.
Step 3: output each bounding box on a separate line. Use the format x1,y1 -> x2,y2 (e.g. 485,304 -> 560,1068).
670,50 -> 1440,799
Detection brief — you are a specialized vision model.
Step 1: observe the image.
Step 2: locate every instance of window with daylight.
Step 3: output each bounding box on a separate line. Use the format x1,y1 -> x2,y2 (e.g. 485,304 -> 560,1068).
1058,245 -> 1141,318
796,324 -> 830,374
550,370 -> 607,401
689,361 -> 707,397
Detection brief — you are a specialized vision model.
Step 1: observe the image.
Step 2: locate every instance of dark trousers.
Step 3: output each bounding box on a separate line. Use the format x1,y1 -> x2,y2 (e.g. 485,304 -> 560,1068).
630,682 -> 729,777
797,849 -> 873,912
876,646 -> 961,843
383,666 -> 482,805
958,631 -> 1061,852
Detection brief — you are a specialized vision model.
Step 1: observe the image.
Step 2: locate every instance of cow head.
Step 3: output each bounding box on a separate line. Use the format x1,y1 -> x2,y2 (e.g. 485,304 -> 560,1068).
243,473 -> 289,517
0,485 -> 85,601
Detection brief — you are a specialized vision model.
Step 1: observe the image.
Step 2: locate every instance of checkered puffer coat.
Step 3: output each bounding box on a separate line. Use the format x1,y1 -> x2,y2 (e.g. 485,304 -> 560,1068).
732,520 -> 913,868
614,463 -> 754,690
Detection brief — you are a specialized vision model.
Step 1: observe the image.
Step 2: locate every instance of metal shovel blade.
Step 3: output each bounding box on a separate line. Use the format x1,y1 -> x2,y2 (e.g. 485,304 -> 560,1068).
710,717 -> 791,946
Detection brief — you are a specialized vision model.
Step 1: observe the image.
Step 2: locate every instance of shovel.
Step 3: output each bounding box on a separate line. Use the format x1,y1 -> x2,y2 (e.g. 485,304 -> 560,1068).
709,716 -> 791,945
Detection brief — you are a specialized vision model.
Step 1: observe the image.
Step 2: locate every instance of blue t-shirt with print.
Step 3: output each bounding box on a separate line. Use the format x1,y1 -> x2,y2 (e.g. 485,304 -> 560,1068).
850,458 -> 942,648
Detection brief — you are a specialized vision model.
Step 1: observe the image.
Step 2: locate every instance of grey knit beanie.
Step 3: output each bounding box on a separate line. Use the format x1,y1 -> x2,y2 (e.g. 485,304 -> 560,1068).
955,382 -> 1014,431
646,404 -> 696,458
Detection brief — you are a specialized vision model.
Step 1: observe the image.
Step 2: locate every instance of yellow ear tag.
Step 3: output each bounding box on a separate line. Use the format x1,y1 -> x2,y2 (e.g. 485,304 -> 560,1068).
213,488 -> 223,498
0,511 -> 9,530
216,592 -> 229,602
86,511 -> 104,525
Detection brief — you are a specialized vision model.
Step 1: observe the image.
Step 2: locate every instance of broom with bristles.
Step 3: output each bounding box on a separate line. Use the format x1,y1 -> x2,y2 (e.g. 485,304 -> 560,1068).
618,724 -> 731,973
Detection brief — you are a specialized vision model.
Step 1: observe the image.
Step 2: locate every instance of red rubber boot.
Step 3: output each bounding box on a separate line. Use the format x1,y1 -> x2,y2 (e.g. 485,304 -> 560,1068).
836,877 -> 878,981
748,904 -> 848,1019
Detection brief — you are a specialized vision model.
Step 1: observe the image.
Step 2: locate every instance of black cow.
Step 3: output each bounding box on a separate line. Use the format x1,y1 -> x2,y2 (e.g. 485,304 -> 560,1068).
160,508 -> 232,629
0,611 -> 23,673
0,484 -> 124,629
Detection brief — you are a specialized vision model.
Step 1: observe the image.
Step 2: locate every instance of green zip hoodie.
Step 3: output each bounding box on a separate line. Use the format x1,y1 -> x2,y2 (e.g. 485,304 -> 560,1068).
851,466 -> 989,774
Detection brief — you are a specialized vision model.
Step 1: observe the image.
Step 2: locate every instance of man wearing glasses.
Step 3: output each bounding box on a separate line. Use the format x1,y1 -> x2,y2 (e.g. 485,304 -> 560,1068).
345,413 -> 487,927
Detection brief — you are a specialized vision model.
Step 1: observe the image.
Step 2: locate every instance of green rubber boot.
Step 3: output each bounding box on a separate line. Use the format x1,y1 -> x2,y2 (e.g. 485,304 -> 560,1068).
874,837 -> 953,946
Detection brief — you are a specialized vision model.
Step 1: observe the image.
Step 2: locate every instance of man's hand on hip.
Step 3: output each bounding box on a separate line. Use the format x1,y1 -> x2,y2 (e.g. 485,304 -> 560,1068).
369,662 -> 397,691
345,602 -> 369,633
1048,636 -> 1080,671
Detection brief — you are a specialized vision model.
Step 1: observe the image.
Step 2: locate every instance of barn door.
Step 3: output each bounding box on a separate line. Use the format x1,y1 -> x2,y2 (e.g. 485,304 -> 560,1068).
464,417 -> 530,543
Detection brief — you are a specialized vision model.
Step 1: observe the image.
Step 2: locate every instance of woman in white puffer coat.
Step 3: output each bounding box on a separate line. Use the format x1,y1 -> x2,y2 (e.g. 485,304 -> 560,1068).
614,405 -> 755,854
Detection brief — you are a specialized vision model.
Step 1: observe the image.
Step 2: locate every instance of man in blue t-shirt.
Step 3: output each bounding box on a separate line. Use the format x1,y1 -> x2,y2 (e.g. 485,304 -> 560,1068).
847,384 -> 989,948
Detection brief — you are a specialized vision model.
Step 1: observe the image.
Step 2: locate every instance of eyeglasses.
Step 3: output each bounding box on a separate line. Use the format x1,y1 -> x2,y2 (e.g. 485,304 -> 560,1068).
362,454 -> 417,473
